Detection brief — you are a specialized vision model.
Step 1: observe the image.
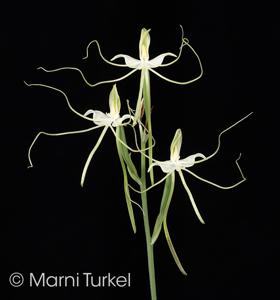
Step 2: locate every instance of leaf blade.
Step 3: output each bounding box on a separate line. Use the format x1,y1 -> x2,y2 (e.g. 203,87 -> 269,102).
118,126 -> 141,186
163,219 -> 188,276
151,172 -> 175,244
116,127 -> 137,233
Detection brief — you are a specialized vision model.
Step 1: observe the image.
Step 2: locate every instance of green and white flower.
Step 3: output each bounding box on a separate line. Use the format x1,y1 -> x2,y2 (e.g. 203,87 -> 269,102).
36,26 -> 202,87
24,83 -> 136,186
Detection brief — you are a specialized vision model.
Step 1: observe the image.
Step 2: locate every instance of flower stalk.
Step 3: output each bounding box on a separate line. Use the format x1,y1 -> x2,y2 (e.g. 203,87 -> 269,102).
140,61 -> 157,299
140,132 -> 157,300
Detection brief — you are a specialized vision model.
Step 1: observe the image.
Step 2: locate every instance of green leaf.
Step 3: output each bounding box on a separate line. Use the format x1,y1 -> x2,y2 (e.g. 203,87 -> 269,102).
116,127 -> 137,233
127,153 -> 142,186
160,172 -> 188,275
151,173 -> 175,244
118,126 -> 142,186
163,219 -> 187,276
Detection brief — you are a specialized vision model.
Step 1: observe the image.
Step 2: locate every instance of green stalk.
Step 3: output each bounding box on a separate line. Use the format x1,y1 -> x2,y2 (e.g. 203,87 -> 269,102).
143,68 -> 154,185
140,136 -> 157,300
140,67 -> 157,300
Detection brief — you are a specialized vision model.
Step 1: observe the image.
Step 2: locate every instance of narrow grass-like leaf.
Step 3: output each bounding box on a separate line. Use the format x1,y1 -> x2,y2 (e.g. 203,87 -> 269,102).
163,219 -> 188,276
151,172 -> 187,274
151,173 -> 175,244
116,127 -> 137,233
118,126 -> 142,186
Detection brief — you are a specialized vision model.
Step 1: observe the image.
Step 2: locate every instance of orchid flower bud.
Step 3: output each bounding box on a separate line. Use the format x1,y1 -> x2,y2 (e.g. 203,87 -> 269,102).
139,28 -> 151,61
109,84 -> 121,117
170,129 -> 182,161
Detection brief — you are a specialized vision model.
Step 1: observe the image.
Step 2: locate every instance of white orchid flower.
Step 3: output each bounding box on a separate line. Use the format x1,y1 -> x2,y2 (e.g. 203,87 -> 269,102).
83,84 -> 131,127
149,112 -> 253,225
148,129 -> 207,224
36,25 -> 203,87
151,129 -> 206,174
110,27 -> 177,70
24,82 -> 142,187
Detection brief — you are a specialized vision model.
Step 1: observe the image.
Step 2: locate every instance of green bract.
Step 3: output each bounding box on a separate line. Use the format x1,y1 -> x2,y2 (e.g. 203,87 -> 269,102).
170,129 -> 182,161
109,84 -> 121,117
139,28 -> 151,61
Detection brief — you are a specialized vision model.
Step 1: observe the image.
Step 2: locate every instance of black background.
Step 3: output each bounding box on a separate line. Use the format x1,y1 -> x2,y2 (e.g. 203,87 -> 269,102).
3,1 -> 278,299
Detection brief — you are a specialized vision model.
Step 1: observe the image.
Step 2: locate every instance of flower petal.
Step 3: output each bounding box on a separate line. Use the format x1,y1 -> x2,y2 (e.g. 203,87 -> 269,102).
85,110 -> 112,126
113,114 -> 132,127
84,109 -> 95,117
180,153 -> 206,168
150,160 -> 176,174
111,54 -> 141,69
147,52 -> 177,68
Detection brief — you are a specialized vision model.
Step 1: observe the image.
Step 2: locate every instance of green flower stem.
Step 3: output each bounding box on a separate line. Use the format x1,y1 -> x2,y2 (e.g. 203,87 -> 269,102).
134,69 -> 145,123
141,68 -> 157,300
140,135 -> 157,300
143,68 -> 154,185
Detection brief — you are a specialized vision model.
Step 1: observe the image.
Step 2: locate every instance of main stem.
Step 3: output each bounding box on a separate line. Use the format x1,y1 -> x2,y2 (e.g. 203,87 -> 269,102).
141,68 -> 157,300
141,138 -> 157,300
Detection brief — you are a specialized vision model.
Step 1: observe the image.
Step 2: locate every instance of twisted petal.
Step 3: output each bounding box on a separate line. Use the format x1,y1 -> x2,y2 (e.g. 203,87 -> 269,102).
179,153 -> 206,169
147,52 -> 177,68
111,52 -> 177,70
84,109 -> 95,118
84,110 -> 113,126
149,160 -> 177,174
112,114 -> 132,127
111,54 -> 141,69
